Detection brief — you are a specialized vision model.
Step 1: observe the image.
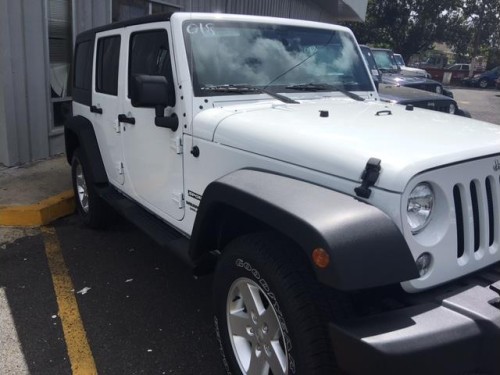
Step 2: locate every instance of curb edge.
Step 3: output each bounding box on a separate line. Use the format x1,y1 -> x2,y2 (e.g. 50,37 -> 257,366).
0,190 -> 75,227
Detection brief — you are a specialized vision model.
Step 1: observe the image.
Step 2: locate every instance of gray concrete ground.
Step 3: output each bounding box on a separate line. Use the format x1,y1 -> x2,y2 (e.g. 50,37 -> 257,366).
0,155 -> 71,206
0,155 -> 71,247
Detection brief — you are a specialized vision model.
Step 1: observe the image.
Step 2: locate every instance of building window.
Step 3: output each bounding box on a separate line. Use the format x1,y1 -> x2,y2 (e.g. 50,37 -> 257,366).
48,0 -> 73,127
96,36 -> 121,95
112,0 -> 180,22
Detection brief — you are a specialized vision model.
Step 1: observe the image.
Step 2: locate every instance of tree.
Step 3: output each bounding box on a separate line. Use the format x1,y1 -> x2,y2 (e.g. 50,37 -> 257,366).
345,0 -> 462,61
344,0 -> 500,66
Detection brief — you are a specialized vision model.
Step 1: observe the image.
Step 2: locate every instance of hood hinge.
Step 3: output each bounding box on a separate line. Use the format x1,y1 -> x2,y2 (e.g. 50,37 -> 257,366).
355,158 -> 381,199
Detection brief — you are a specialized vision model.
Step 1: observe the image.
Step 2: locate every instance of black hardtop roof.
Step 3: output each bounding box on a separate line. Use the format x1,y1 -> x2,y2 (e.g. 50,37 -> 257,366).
76,13 -> 173,43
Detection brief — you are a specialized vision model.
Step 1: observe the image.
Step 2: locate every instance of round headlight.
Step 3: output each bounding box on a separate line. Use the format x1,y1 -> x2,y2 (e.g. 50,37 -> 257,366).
435,86 -> 443,94
449,103 -> 456,114
407,183 -> 434,233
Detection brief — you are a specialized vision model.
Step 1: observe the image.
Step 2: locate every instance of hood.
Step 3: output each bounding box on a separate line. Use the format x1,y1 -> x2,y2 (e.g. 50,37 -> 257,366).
399,66 -> 427,77
381,73 -> 437,86
378,84 -> 453,103
193,98 -> 500,192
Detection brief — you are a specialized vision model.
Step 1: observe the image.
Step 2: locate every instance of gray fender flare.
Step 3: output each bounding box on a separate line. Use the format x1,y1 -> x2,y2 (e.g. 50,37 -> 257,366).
189,169 -> 418,291
64,115 -> 108,184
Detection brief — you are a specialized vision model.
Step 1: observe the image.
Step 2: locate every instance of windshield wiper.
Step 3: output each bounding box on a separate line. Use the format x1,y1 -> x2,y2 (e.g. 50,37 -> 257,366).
201,84 -> 298,104
286,83 -> 365,102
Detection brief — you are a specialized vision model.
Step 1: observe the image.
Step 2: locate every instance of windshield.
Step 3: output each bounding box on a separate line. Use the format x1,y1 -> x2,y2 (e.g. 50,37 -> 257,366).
394,54 -> 405,66
372,50 -> 399,73
183,20 -> 373,96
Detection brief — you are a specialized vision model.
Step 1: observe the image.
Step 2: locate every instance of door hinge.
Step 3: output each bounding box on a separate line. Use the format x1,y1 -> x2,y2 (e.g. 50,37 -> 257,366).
172,192 -> 184,209
116,161 -> 124,175
171,136 -> 183,154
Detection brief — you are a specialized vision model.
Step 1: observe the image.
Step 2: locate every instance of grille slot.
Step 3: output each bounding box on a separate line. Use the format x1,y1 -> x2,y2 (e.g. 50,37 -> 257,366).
486,177 -> 495,246
453,185 -> 465,258
470,181 -> 480,252
453,177 -> 498,261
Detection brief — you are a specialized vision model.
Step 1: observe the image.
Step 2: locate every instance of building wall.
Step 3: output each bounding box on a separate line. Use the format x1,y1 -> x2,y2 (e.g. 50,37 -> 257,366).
0,0 -> 52,166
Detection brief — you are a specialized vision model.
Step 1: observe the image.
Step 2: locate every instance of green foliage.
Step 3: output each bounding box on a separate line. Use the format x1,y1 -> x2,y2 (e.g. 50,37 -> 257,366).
345,0 -> 500,64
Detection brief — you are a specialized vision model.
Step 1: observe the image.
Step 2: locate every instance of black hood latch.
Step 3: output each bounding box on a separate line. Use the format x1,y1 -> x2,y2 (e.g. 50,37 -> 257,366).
355,158 -> 381,199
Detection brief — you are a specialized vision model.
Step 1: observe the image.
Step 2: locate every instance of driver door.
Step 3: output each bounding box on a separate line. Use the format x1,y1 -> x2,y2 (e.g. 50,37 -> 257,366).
120,24 -> 184,221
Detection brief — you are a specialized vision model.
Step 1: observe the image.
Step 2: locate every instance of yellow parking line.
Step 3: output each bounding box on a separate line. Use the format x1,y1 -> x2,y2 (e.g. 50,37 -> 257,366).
41,226 -> 97,375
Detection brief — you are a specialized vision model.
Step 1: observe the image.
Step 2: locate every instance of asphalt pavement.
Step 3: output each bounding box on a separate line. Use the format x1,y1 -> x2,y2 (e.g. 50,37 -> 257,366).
0,215 -> 225,374
452,86 -> 500,125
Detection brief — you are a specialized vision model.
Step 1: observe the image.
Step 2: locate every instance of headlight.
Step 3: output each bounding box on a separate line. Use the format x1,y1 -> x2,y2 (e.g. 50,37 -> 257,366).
435,86 -> 443,94
407,183 -> 434,233
449,103 -> 456,114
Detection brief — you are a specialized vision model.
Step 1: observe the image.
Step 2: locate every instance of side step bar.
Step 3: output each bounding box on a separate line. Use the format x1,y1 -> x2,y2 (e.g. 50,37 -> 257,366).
96,185 -> 194,268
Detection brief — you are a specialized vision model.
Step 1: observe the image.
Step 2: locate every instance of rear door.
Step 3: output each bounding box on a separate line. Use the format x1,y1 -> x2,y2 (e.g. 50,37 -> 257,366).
92,31 -> 125,186
119,23 -> 184,221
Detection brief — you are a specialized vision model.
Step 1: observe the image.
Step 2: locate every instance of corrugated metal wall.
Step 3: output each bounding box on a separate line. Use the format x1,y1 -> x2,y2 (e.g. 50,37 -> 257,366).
180,0 -> 339,22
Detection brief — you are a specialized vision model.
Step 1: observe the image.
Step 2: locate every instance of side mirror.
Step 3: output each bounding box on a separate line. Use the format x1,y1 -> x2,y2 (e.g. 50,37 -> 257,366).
130,75 -> 178,131
131,74 -> 169,108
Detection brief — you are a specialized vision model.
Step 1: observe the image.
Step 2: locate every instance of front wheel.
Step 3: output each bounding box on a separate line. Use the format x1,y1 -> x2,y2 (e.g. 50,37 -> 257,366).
478,78 -> 489,88
213,233 -> 339,374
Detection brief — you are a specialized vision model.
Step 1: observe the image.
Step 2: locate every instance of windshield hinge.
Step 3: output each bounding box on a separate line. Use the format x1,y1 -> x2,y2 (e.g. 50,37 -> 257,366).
354,158 -> 381,199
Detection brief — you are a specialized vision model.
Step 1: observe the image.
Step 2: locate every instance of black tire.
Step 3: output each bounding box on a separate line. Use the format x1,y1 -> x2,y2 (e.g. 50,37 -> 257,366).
71,148 -> 108,228
213,232 -> 341,375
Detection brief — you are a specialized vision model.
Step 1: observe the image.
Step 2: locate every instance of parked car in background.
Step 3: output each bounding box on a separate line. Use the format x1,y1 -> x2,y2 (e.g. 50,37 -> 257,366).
446,63 -> 471,72
360,46 -> 469,117
370,47 -> 454,98
378,84 -> 470,117
393,53 -> 430,78
462,66 -> 500,88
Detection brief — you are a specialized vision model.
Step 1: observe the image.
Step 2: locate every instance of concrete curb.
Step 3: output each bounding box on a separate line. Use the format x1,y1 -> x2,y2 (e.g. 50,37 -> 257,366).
0,190 -> 75,227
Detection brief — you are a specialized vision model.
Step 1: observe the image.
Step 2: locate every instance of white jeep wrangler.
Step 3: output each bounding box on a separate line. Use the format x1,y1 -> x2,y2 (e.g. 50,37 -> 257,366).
65,12 -> 500,375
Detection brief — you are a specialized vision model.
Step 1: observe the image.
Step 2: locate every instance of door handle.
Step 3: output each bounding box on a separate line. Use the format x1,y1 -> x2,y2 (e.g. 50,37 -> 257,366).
90,105 -> 103,114
118,114 -> 135,125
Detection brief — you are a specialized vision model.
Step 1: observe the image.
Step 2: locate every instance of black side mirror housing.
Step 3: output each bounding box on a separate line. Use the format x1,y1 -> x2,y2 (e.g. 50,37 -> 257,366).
130,75 -> 178,131
131,74 -> 169,108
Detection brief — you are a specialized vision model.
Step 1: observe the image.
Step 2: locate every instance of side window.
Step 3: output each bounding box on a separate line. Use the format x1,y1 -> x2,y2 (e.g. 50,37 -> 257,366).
96,35 -> 121,95
74,41 -> 92,90
73,40 -> 93,105
129,30 -> 175,107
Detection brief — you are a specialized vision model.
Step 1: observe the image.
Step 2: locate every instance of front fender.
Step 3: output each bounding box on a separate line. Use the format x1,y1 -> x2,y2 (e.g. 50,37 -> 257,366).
190,169 -> 419,291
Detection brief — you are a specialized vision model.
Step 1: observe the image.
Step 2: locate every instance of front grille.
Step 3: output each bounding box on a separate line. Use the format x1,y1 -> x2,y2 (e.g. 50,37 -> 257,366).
406,83 -> 439,94
453,176 -> 499,262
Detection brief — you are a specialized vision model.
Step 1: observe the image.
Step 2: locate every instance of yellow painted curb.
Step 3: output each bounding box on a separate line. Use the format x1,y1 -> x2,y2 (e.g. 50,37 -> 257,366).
0,190 -> 75,227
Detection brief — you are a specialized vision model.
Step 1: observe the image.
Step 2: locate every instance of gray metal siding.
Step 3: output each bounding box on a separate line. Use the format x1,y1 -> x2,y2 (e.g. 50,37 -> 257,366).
182,0 -> 343,22
0,0 -> 51,166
